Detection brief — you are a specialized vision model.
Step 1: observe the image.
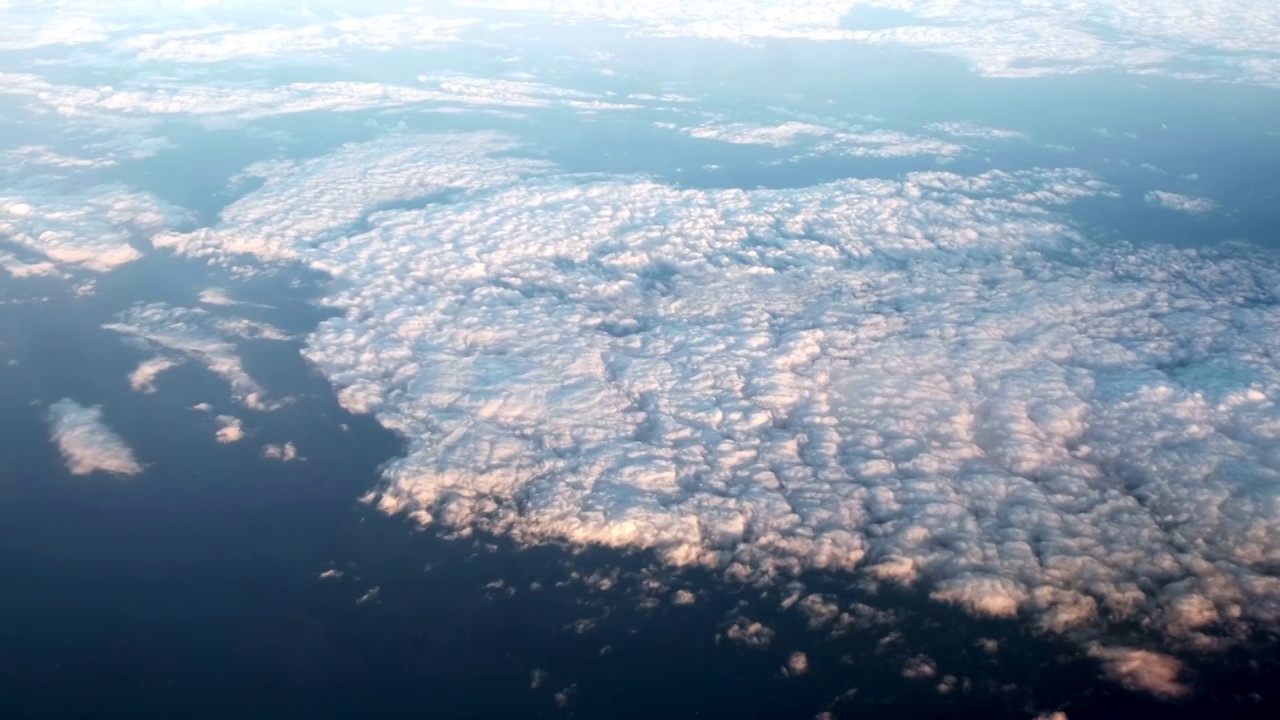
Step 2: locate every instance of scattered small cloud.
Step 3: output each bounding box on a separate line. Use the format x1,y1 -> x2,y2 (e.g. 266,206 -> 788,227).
262,441 -> 300,461
214,414 -> 244,443
553,685 -> 577,709
902,655 -> 938,680
724,618 -> 775,649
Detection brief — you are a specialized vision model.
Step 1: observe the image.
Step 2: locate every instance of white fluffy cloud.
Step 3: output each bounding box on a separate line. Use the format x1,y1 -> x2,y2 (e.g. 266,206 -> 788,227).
215,414 -> 245,443
47,398 -> 142,476
154,131 -> 1280,692
0,188 -> 180,275
7,2 -> 1279,85
123,14 -> 478,63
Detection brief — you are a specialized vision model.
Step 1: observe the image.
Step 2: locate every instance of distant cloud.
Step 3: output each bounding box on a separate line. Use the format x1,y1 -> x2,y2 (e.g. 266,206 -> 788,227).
679,120 -> 967,158
1145,190 -> 1217,214
124,14 -> 478,64
1,144 -> 115,170
47,398 -> 142,476
459,0 -> 1280,86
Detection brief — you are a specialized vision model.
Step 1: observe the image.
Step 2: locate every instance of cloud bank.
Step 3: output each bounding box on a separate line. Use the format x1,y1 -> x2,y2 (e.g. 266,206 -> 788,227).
459,0 -> 1280,85
155,132 -> 1280,692
47,398 -> 142,476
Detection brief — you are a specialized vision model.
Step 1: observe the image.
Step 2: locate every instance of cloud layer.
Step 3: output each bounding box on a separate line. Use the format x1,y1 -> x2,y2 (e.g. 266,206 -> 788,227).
0,188 -> 179,276
459,0 -> 1280,85
155,133 -> 1280,684
5,1 -> 1277,88
47,398 -> 142,476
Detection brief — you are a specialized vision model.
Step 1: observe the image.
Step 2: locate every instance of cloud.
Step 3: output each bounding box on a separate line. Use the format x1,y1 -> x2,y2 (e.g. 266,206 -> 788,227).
1145,190 -> 1217,214
9,1 -> 1280,87
901,654 -> 938,679
454,0 -> 1280,86
925,122 -> 1030,142
123,14 -> 478,63
262,441 -> 300,461
15,73 -> 642,124
783,651 -> 809,676
678,120 -> 966,158
152,132 -> 550,267
1,145 -> 115,171
724,618 -> 776,648
105,303 -> 283,410
0,250 -> 58,279
214,414 -> 244,443
197,288 -> 240,306
46,398 -> 142,476
0,188 -> 181,274
1087,645 -> 1190,699
128,356 -> 182,393
144,132 -> 1280,681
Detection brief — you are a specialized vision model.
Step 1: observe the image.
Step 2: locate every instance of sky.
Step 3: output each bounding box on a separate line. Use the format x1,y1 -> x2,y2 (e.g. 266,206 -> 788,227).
4,0 -> 1280,713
